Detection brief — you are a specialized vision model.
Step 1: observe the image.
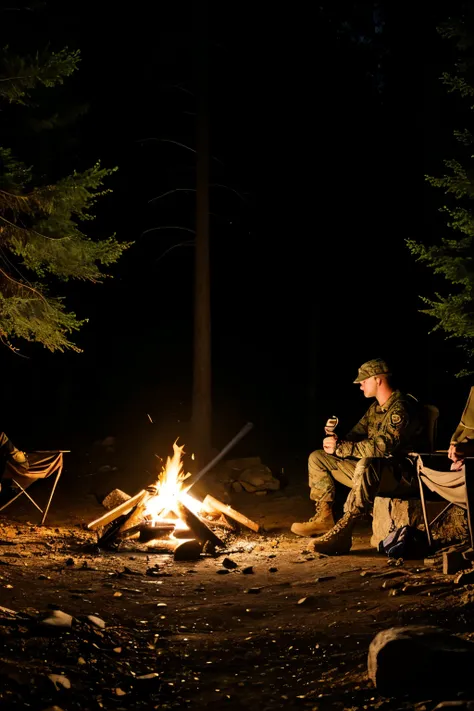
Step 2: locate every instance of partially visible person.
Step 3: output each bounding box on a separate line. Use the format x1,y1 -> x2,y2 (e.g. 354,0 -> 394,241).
291,358 -> 426,555
0,433 -> 28,467
448,386 -> 474,471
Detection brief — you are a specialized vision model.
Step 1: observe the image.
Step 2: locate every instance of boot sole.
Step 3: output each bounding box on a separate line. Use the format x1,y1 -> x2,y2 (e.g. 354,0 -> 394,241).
290,524 -> 334,537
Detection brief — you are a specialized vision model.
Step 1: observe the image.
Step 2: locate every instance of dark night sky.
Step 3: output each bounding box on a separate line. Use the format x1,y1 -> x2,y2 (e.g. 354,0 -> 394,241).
0,1 -> 471,468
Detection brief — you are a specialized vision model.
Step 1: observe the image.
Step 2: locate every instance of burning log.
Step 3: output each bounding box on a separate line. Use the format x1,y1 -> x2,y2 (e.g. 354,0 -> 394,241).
86,423 -> 256,551
202,495 -> 260,533
91,489 -> 160,549
176,500 -> 224,547
119,522 -> 176,542
117,489 -> 157,535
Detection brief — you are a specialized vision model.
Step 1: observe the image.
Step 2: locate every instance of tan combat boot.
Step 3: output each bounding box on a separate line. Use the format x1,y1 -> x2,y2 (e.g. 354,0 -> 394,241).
290,502 -> 335,537
312,512 -> 359,555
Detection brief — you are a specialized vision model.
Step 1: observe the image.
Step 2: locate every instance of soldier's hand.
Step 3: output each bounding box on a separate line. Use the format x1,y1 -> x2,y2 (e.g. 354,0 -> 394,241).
448,442 -> 466,462
448,443 -> 457,461
323,435 -> 337,454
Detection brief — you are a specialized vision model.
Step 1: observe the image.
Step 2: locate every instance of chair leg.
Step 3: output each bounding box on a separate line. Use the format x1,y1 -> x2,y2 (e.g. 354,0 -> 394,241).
418,473 -> 433,548
0,480 -> 44,514
0,486 -> 25,512
41,468 -> 62,525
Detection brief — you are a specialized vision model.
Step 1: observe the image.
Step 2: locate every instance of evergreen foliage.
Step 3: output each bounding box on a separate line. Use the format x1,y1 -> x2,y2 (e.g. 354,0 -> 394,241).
0,46 -> 130,353
408,7 -> 474,374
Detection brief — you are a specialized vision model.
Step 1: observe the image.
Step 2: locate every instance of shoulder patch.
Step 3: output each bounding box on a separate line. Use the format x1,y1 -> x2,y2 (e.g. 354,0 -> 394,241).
391,412 -> 402,426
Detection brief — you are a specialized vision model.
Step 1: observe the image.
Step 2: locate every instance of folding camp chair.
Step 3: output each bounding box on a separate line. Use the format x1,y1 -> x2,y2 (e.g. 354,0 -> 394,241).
411,390 -> 474,549
415,454 -> 474,549
0,450 -> 68,525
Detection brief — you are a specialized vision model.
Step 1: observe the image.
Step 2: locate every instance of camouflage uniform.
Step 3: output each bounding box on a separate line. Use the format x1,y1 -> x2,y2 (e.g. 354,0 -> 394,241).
309,389 -> 423,515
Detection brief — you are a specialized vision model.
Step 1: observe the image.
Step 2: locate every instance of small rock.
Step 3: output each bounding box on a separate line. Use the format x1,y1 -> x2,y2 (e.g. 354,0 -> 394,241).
174,540 -> 202,561
48,674 -> 71,690
297,596 -> 316,606
269,567 -> 278,573
222,557 -> 238,570
246,587 -> 262,594
242,566 -> 254,574
40,610 -> 73,628
217,569 -> 230,575
232,482 -> 244,493
86,615 -> 106,629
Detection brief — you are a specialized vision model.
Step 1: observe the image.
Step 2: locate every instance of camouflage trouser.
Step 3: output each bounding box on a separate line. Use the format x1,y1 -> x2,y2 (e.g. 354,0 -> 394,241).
308,449 -> 405,515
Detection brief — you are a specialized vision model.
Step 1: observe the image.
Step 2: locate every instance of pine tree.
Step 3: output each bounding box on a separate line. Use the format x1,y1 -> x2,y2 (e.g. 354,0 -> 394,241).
407,7 -> 474,374
0,46 -> 130,353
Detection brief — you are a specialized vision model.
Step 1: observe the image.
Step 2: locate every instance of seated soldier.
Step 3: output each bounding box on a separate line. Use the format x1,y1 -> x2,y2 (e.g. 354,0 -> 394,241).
0,432 -> 28,468
291,358 -> 426,555
448,386 -> 474,470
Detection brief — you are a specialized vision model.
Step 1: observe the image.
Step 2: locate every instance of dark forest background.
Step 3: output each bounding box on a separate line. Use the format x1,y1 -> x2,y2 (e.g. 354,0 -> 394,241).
0,1 -> 470,478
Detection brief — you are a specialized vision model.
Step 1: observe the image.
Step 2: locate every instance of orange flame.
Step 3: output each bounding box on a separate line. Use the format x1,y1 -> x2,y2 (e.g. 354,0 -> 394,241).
144,441 -> 202,528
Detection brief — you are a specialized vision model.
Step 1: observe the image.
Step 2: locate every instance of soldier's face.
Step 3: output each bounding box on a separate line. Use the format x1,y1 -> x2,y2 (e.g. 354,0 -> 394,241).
359,376 -> 377,398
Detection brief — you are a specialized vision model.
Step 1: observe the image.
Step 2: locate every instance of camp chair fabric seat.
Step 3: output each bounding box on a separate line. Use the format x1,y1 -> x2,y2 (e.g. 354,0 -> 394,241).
0,451 -> 65,524
416,455 -> 474,548
417,460 -> 468,509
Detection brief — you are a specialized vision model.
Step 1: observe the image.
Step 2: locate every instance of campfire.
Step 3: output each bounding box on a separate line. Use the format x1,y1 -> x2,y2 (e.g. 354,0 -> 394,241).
87,426 -> 260,559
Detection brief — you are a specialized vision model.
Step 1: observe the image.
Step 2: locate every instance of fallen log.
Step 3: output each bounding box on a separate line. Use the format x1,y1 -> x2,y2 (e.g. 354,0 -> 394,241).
87,490 -> 148,531
202,494 -> 260,533
176,500 -> 224,547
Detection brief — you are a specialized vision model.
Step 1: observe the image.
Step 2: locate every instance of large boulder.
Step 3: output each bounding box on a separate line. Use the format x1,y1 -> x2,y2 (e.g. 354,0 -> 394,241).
368,626 -> 474,695
371,497 -> 468,549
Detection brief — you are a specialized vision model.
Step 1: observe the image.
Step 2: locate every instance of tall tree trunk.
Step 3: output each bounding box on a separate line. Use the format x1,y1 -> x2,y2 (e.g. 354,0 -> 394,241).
191,0 -> 212,467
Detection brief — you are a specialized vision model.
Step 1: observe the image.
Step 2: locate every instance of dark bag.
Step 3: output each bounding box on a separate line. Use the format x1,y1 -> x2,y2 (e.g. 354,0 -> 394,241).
378,525 -> 429,559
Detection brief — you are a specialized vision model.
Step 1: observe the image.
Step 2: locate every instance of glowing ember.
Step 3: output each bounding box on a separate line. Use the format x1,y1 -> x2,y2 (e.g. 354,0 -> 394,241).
143,441 -> 202,530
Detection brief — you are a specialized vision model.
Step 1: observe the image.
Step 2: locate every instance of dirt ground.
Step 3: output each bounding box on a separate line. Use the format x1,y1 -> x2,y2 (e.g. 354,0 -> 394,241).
1,463 -> 474,711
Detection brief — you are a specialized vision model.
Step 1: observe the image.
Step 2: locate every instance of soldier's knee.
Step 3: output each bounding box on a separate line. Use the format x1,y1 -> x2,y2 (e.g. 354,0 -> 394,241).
308,449 -> 325,468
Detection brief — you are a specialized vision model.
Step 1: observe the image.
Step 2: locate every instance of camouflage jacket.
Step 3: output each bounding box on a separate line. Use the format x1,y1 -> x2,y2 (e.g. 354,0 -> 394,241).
334,390 -> 422,460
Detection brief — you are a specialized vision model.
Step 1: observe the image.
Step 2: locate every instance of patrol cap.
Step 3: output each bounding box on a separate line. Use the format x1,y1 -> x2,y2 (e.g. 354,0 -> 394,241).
353,358 -> 391,383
